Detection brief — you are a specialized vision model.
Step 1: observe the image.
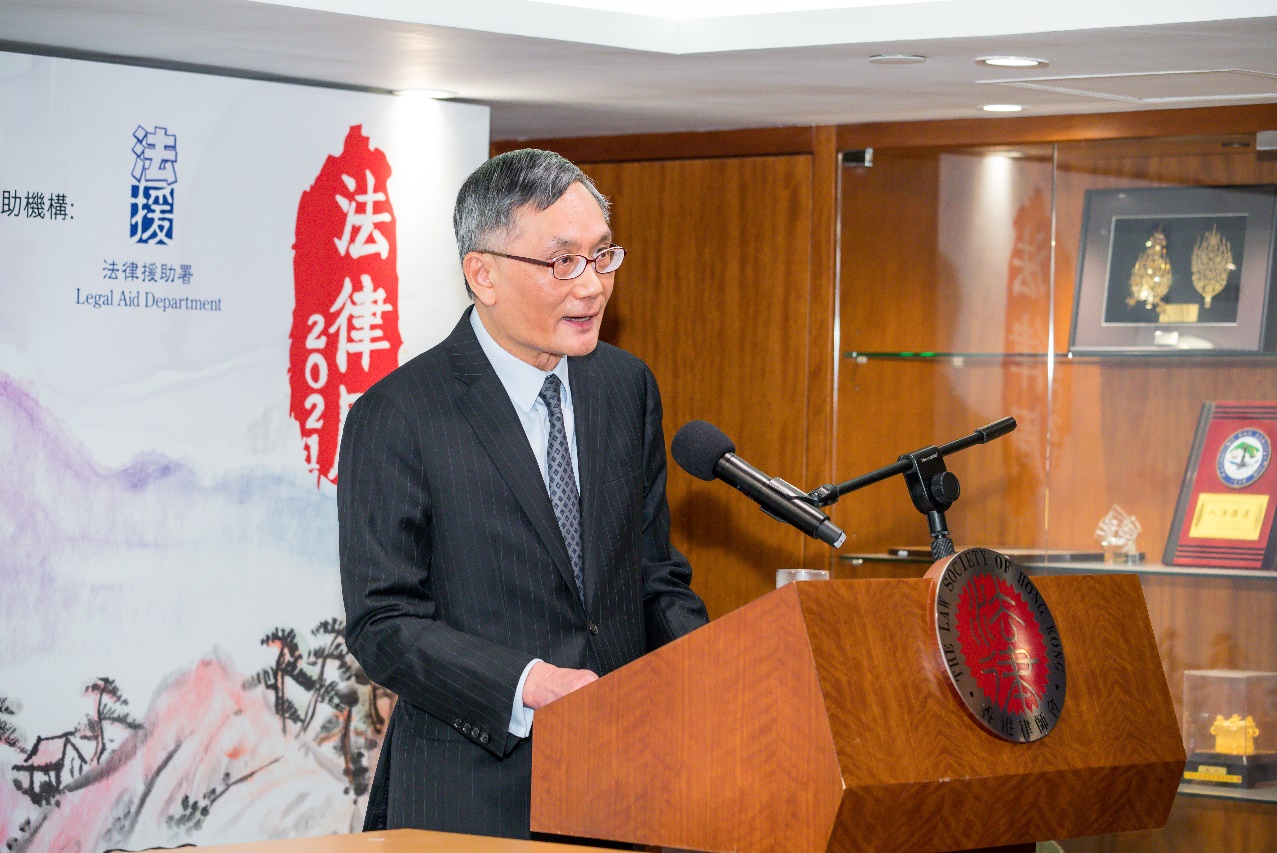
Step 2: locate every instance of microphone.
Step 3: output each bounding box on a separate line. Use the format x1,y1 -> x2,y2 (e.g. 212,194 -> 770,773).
671,420 -> 847,549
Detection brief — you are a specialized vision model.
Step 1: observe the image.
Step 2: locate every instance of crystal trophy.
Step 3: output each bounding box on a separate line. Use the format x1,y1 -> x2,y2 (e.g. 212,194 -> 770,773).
1094,504 -> 1143,564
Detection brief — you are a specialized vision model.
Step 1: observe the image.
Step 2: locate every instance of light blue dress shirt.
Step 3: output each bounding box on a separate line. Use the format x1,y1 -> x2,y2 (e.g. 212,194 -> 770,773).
469,308 -> 578,738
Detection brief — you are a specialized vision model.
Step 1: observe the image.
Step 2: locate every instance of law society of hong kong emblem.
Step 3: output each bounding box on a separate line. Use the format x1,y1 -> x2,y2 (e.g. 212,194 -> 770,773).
1216,428 -> 1271,489
933,548 -> 1066,742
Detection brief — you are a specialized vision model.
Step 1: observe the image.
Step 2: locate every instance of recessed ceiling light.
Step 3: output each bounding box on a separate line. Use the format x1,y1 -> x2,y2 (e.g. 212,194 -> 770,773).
396,88 -> 458,100
976,56 -> 1049,68
982,104 -> 1024,113
869,54 -> 927,65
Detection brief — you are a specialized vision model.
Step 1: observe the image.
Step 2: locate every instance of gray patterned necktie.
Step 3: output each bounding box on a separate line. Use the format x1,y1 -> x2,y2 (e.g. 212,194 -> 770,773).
539,374 -> 584,604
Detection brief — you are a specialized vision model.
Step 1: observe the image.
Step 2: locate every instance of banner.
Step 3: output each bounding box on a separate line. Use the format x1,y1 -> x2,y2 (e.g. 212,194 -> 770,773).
0,51 -> 485,850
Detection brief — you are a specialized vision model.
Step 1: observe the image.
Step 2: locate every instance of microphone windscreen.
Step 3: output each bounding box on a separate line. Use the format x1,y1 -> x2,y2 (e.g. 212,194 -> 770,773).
671,420 -> 735,481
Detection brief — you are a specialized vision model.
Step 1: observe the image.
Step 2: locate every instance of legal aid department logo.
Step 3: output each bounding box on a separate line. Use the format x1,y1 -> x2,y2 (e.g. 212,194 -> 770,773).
130,125 -> 177,244
289,125 -> 402,486
1217,428 -> 1271,489
934,548 -> 1066,743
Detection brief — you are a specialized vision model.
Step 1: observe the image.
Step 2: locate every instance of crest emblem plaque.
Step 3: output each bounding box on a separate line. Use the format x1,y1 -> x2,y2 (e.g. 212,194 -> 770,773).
1217,428 -> 1271,489
933,548 -> 1067,742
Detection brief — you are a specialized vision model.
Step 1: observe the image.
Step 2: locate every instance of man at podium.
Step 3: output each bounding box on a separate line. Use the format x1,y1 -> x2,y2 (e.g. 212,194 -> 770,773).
337,149 -> 708,839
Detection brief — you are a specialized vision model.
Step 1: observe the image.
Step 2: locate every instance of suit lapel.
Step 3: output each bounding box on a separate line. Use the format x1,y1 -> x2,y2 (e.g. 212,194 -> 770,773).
569,349 -> 608,616
446,310 -> 580,607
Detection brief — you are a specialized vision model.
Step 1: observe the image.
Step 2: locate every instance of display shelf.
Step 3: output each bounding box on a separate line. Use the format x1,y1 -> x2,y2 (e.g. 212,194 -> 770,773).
842,351 -> 1277,362
839,553 -> 1277,580
843,351 -> 1051,360
840,553 -> 928,565
1178,782 -> 1277,804
1035,560 -> 1277,582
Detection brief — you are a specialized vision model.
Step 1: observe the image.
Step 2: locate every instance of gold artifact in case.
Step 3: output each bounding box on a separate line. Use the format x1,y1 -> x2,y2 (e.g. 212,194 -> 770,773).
1182,669 -> 1277,788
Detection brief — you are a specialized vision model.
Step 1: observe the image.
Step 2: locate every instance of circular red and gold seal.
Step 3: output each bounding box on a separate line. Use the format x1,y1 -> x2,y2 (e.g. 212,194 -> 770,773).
931,547 -> 1066,742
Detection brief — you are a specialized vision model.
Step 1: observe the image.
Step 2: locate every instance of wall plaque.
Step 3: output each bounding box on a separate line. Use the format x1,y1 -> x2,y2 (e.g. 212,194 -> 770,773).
1165,401 -> 1277,571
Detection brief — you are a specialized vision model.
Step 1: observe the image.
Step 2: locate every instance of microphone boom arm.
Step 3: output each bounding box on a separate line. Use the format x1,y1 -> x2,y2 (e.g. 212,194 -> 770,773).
806,417 -> 1017,560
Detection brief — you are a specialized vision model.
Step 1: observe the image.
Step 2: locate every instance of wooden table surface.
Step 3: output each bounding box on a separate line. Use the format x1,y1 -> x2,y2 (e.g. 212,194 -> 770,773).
194,830 -> 615,853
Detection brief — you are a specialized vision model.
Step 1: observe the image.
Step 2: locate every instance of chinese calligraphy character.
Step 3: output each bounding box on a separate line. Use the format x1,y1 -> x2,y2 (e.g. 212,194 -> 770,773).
131,126 -> 178,184
130,184 -> 175,245
328,274 -> 394,373
977,646 -> 1043,714
24,192 -> 45,219
1034,713 -> 1049,734
48,193 -> 70,220
970,581 -> 1026,647
103,260 -> 120,281
1020,718 -> 1032,739
1,191 -> 21,217
179,264 -> 193,285
160,264 -> 176,283
1000,715 -> 1015,737
141,263 -> 158,283
122,261 -> 139,282
334,170 -> 391,259
131,126 -> 177,245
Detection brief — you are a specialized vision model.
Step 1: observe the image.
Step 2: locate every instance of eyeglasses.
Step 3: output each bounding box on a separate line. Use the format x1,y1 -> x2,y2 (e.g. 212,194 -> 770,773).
481,246 -> 625,280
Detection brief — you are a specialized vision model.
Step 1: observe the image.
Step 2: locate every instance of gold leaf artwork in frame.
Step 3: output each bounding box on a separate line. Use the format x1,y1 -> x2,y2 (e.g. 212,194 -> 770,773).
1128,226 -> 1173,310
1191,224 -> 1236,309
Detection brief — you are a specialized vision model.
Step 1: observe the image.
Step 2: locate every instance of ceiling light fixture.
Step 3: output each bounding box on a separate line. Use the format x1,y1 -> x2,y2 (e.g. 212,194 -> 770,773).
869,54 -> 927,65
982,104 -> 1024,112
396,88 -> 458,99
976,56 -> 1049,69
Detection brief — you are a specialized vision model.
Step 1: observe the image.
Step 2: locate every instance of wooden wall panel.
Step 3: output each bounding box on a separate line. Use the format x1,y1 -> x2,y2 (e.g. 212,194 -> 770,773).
580,155 -> 819,618
835,146 -> 1055,555
1060,791 -> 1277,852
1046,360 -> 1277,554
1141,573 -> 1277,729
838,150 -> 944,352
831,358 -> 1050,554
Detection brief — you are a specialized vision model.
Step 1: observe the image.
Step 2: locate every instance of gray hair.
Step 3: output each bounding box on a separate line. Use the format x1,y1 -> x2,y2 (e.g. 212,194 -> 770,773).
453,148 -> 610,296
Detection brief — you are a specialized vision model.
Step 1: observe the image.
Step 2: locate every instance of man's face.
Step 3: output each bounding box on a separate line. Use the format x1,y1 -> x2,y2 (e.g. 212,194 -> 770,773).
469,182 -> 614,371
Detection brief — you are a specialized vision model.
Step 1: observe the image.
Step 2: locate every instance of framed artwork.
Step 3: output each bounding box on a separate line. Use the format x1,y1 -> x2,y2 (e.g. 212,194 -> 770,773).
1070,185 -> 1277,353
1164,401 -> 1277,572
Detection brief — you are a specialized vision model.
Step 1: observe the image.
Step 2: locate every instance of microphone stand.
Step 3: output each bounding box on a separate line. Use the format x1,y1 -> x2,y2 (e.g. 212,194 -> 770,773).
804,417 -> 1017,562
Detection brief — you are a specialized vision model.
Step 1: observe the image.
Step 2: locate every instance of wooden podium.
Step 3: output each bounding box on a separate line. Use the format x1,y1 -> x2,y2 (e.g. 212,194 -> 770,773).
531,575 -> 1186,853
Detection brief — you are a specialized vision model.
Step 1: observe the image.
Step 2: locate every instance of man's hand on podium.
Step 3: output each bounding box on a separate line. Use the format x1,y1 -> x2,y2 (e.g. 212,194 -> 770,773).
522,661 -> 598,710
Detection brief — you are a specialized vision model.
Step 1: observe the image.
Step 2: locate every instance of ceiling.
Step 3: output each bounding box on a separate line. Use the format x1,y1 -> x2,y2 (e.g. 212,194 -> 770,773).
2,0 -> 1276,140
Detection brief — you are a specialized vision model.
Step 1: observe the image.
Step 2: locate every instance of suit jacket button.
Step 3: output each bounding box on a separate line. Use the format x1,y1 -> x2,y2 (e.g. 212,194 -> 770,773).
480,732 -> 490,744
453,718 -> 463,729
588,621 -> 599,636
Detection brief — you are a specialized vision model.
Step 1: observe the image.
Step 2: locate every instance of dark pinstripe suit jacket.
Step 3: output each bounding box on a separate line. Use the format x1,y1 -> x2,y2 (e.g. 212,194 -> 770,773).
338,307 -> 708,839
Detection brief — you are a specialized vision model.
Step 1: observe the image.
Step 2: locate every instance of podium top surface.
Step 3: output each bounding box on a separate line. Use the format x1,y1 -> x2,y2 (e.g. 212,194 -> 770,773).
192,830 -> 618,853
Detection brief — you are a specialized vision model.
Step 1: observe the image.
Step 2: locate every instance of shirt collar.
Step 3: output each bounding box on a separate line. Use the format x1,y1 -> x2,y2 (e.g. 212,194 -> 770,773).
470,306 -> 571,414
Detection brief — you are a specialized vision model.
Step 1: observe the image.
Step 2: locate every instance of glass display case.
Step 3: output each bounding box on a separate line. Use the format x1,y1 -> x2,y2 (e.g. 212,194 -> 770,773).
833,130 -> 1277,828
1183,670 -> 1277,790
